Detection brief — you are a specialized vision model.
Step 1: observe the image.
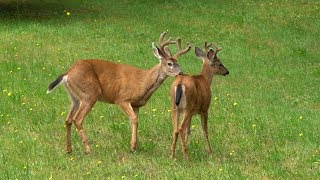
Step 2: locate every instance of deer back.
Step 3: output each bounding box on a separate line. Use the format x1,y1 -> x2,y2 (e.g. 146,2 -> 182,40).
64,59 -> 162,105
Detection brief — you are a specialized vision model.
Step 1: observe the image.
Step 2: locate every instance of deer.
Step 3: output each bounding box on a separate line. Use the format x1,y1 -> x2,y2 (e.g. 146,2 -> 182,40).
170,42 -> 229,160
47,32 -> 191,154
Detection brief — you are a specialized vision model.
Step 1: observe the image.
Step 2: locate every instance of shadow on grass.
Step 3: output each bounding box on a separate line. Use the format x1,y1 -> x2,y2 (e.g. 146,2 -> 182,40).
0,0 -> 96,21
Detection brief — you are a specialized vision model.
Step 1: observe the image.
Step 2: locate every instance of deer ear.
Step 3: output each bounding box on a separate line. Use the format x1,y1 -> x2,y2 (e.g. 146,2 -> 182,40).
195,47 -> 206,61
207,49 -> 216,61
152,42 -> 165,61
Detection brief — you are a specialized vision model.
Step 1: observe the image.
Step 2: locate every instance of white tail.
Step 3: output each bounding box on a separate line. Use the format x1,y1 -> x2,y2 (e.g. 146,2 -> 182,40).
170,42 -> 229,160
48,32 -> 191,154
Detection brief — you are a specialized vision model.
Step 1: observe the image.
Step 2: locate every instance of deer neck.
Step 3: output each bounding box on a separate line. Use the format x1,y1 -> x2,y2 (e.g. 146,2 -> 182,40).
142,63 -> 167,98
200,64 -> 214,85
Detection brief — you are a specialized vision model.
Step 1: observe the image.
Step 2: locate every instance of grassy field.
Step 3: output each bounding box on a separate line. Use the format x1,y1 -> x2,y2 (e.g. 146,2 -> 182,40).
0,0 -> 319,179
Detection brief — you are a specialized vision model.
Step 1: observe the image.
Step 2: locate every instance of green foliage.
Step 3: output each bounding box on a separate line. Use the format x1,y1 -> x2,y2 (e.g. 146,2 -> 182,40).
0,0 -> 319,179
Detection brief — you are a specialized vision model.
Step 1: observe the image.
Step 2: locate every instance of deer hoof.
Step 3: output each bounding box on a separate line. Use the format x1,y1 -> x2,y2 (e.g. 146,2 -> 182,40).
130,143 -> 137,151
65,147 -> 72,153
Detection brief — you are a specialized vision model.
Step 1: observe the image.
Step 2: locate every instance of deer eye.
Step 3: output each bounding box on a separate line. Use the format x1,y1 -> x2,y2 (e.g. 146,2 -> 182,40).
167,62 -> 173,66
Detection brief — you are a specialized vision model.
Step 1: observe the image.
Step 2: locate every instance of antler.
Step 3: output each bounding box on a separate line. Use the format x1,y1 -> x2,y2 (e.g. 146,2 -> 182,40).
157,32 -> 191,59
159,32 -> 176,57
204,41 -> 213,53
204,41 -> 221,54
173,38 -> 192,59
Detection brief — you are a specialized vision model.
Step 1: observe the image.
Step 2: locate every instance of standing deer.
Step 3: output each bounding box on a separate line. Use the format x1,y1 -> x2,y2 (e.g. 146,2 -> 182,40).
47,32 -> 191,154
170,42 -> 229,160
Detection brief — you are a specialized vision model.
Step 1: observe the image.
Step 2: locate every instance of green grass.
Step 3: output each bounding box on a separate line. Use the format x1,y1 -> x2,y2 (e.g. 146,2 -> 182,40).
1,0 -> 319,179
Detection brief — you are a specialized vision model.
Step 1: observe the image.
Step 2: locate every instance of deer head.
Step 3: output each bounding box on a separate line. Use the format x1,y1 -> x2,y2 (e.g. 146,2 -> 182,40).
152,32 -> 191,76
195,41 -> 229,76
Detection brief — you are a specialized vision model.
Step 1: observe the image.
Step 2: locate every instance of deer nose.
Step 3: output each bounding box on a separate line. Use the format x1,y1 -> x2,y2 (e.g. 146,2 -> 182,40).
179,72 -> 183,75
224,71 -> 229,75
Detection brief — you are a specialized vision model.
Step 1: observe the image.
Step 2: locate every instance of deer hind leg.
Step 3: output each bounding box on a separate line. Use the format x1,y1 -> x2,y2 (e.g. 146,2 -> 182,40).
184,117 -> 191,144
200,112 -> 213,155
179,111 -> 192,160
65,91 -> 79,153
73,99 -> 96,154
118,102 -> 138,151
170,106 -> 180,159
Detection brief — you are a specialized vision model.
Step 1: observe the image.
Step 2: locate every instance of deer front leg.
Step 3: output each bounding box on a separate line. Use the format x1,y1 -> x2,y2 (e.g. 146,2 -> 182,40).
200,112 -> 213,155
118,102 -> 138,151
132,106 -> 139,127
171,107 -> 180,159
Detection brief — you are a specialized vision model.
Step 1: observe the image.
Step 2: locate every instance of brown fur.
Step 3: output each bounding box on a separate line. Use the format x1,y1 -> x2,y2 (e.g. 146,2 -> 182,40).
48,33 -> 191,154
170,45 -> 229,160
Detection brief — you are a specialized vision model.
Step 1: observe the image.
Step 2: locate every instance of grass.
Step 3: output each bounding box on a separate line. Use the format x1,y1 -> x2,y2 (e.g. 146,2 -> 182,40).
0,0 -> 319,179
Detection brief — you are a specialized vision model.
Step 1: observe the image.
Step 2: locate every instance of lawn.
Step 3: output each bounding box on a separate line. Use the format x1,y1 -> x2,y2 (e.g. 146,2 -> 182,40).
0,0 -> 319,179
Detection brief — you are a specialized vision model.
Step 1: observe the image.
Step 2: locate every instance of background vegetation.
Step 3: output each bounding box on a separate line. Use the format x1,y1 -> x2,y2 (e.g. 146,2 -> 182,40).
0,0 -> 319,179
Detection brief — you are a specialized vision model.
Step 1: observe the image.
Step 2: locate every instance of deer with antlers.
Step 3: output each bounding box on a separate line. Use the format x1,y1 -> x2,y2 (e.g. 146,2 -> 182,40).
170,42 -> 229,160
47,32 -> 191,154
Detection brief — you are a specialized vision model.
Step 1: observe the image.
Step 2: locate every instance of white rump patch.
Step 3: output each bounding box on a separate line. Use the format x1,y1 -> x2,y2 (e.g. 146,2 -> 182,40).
62,75 -> 68,83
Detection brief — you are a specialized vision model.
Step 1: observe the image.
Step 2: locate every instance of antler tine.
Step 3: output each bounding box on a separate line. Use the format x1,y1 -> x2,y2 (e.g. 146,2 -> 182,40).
159,32 -> 176,56
159,31 -> 167,44
205,41 -> 222,54
204,41 -> 213,53
212,43 -> 222,53
176,38 -> 182,50
160,37 -> 175,50
173,37 -> 192,59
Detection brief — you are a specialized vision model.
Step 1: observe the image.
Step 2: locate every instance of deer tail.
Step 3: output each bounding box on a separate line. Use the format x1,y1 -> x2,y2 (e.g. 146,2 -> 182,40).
47,74 -> 66,94
175,84 -> 183,106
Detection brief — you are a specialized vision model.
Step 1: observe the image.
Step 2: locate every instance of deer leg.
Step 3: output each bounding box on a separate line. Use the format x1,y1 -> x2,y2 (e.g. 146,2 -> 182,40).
184,118 -> 191,144
118,102 -> 138,151
132,106 -> 139,129
65,95 -> 79,153
179,112 -> 192,160
132,106 -> 140,150
170,107 -> 180,159
200,112 -> 213,155
73,100 -> 95,154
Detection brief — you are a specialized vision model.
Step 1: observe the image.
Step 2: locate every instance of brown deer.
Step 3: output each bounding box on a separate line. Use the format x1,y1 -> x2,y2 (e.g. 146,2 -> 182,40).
47,32 -> 191,154
170,42 -> 229,160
